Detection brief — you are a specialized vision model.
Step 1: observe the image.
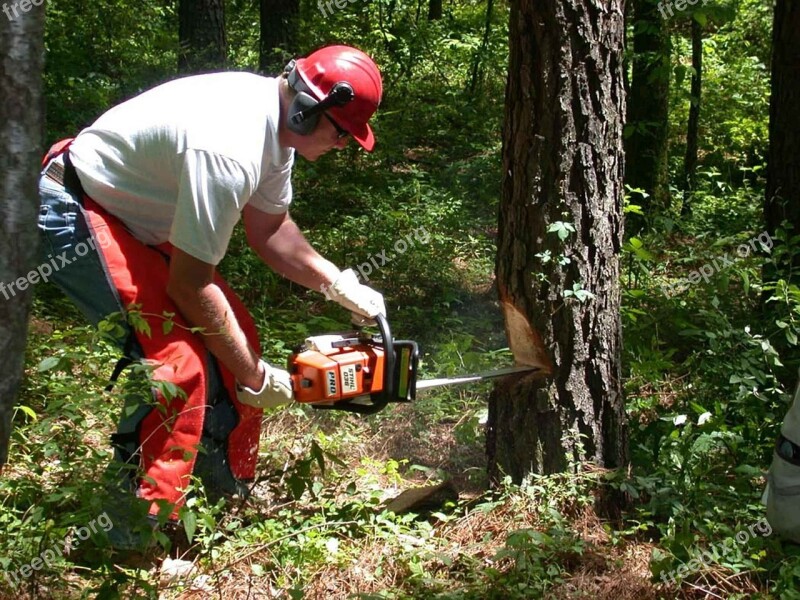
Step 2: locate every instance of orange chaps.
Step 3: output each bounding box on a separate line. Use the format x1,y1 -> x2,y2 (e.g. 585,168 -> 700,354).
41,139 -> 263,518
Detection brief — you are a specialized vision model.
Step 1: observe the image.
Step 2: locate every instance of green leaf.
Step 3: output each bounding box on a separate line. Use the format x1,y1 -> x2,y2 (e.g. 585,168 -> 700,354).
16,405 -> 38,421
288,474 -> 305,500
547,221 -> 576,241
37,356 -> 61,372
162,320 -> 174,335
310,440 -> 326,476
128,312 -> 152,337
182,510 -> 197,543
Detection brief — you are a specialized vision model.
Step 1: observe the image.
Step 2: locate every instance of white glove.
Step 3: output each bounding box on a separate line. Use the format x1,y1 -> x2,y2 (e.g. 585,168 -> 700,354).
327,268 -> 387,326
236,360 -> 293,409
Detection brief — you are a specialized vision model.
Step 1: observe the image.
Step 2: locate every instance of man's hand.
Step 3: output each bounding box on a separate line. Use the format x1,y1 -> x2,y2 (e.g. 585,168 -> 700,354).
236,360 -> 293,409
326,268 -> 386,326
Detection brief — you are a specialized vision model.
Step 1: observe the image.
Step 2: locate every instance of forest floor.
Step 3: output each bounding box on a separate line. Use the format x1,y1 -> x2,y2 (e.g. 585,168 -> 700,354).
1,287 -> 778,599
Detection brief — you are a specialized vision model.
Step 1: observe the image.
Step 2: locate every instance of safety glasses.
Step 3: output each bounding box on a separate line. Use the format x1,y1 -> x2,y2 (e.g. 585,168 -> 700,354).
324,113 -> 349,140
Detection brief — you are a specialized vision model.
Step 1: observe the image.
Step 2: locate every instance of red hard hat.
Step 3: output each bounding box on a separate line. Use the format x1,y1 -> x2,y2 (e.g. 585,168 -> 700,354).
293,45 -> 383,151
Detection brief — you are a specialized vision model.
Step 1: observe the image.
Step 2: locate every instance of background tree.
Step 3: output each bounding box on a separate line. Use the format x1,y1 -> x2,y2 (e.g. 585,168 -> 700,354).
428,0 -> 443,20
626,0 -> 671,224
260,0 -> 299,74
178,0 -> 227,73
763,0 -> 800,288
486,0 -> 628,482
467,0 -> 495,95
0,6 -> 46,472
682,18 -> 703,197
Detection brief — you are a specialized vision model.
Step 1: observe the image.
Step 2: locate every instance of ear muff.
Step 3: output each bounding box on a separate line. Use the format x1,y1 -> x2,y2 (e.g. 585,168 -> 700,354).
284,58 -> 355,136
287,91 -> 322,136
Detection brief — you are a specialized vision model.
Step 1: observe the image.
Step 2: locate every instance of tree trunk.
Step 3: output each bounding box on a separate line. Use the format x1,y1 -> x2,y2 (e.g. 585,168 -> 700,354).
487,0 -> 628,482
428,0 -> 443,20
625,0 -> 671,226
260,0 -> 299,75
178,0 -> 227,74
763,0 -> 800,288
467,0 -> 494,95
0,6 -> 46,471
682,19 -> 702,202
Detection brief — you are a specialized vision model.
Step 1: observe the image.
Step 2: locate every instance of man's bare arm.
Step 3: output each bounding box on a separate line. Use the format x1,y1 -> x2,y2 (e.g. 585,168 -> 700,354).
166,247 -> 264,390
242,205 -> 340,292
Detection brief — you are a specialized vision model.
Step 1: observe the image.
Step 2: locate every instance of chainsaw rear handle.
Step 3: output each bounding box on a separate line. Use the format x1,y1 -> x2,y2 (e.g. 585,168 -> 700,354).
311,313 -> 395,415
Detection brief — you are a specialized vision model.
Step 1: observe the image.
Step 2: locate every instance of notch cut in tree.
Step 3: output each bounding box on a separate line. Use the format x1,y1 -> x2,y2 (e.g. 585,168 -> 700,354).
500,301 -> 553,374
486,0 -> 628,485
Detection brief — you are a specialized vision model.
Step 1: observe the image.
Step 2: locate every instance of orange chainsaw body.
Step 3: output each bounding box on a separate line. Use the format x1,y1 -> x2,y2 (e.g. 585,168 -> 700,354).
290,339 -> 386,404
288,321 -> 418,413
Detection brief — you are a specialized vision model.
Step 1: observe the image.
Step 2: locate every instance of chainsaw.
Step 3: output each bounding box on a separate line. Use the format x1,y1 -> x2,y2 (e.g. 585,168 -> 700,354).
288,314 -> 537,414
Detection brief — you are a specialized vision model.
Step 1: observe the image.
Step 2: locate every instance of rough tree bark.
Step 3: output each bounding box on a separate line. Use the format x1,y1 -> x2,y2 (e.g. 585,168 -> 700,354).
763,0 -> 800,288
259,0 -> 299,75
178,0 -> 227,73
0,5 -> 46,472
625,0 -> 671,225
486,0 -> 628,483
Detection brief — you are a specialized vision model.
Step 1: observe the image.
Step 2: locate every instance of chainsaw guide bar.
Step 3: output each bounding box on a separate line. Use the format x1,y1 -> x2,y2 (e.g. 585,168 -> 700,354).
288,315 -> 537,414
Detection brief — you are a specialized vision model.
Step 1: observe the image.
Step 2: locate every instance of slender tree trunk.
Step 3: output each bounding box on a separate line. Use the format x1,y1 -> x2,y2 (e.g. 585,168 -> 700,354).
763,0 -> 800,288
178,0 -> 227,74
682,19 -> 702,204
625,0 -> 671,226
428,0 -> 443,20
487,0 -> 628,484
467,0 -> 494,95
0,6 -> 46,471
260,0 -> 299,75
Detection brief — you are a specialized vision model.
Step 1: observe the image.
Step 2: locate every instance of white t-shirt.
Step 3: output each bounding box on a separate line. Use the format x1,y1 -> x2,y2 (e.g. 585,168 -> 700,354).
69,72 -> 294,265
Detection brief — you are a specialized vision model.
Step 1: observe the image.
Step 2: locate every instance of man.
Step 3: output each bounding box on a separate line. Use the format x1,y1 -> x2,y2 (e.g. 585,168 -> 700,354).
37,45 -> 385,546
765,370 -> 800,543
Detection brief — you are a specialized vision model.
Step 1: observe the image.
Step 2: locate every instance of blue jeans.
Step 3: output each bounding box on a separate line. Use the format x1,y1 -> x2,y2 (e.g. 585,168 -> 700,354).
38,155 -> 129,329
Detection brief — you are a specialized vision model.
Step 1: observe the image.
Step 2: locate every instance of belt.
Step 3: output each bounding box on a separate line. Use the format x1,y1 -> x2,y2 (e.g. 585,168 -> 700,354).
44,152 -> 85,197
